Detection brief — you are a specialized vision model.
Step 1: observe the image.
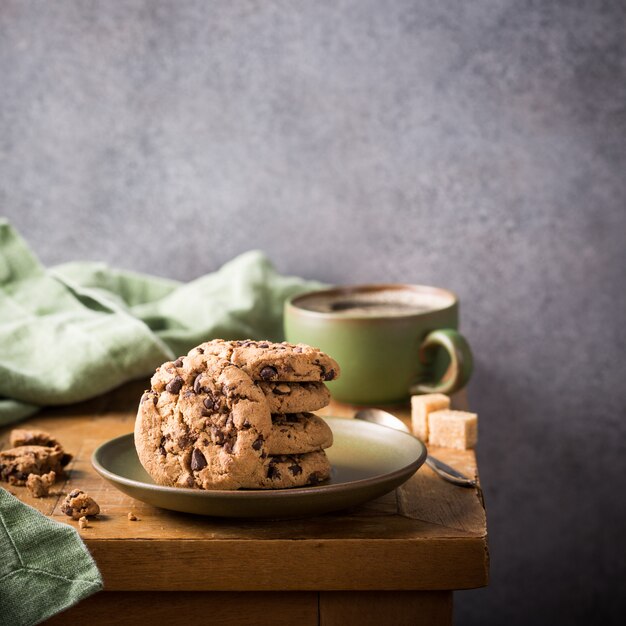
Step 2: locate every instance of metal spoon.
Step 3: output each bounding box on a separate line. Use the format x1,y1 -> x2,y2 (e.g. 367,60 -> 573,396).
354,407 -> 477,488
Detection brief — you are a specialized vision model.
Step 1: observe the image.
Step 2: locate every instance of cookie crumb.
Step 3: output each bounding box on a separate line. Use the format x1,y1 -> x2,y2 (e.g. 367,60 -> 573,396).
26,471 -> 56,498
127,512 -> 138,521
78,516 -> 89,529
61,489 -> 100,520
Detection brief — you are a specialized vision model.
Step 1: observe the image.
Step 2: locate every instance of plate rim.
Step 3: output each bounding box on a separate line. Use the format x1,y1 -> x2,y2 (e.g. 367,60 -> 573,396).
91,416 -> 427,500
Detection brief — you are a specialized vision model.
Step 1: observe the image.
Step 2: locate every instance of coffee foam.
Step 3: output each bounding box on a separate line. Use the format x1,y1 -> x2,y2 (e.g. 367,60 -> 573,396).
297,289 -> 451,317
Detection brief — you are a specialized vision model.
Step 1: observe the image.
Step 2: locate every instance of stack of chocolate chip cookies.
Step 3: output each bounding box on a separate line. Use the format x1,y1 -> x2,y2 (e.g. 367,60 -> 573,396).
135,339 -> 340,490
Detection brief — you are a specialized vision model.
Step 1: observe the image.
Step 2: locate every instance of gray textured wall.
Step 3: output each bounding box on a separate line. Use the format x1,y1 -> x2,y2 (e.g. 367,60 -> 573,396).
1,1 -> 625,624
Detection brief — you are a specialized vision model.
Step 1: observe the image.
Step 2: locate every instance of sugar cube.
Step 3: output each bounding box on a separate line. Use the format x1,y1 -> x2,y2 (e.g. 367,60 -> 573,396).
428,409 -> 478,450
410,393 -> 451,441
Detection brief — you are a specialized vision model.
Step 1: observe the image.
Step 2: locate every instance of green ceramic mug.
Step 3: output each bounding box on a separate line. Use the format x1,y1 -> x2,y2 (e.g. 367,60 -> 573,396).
284,284 -> 473,405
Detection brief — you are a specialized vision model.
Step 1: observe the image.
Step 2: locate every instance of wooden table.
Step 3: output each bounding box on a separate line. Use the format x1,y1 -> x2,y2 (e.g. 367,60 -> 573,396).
1,380 -> 488,626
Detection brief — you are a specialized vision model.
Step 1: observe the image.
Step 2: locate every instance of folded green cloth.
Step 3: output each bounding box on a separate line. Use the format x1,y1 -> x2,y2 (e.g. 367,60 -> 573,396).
0,219 -> 323,623
0,488 -> 103,625
0,219 -> 322,425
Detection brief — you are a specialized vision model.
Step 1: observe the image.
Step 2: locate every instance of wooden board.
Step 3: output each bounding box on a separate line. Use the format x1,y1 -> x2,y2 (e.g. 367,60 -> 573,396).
1,380 -> 488,592
45,592 -> 319,626
44,590 -> 452,626
320,591 -> 453,626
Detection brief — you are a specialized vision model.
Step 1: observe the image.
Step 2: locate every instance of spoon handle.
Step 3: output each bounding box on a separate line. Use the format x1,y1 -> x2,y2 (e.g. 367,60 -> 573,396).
425,456 -> 476,488
352,409 -> 477,488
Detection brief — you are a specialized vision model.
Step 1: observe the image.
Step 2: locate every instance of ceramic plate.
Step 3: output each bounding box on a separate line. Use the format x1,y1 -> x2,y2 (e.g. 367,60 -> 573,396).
92,417 -> 426,519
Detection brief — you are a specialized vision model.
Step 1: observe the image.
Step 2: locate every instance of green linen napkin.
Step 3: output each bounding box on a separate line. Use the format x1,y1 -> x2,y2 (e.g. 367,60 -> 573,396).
0,488 -> 103,625
0,219 -> 323,424
0,219 -> 324,623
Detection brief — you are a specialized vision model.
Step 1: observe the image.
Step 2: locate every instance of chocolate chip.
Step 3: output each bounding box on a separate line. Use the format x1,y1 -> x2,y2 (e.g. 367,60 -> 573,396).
173,358 -> 184,367
267,463 -> 280,480
61,453 -> 73,467
260,366 -> 278,380
166,376 -> 184,394
252,435 -> 264,451
307,472 -> 321,485
193,374 -> 208,394
141,392 -> 151,403
69,489 -> 81,498
203,396 -> 215,410
191,448 -> 207,471
289,463 -> 302,476
196,347 -> 204,354
153,395 -> 159,406
178,434 -> 193,449
159,445 -> 167,456
258,343 -> 269,348
242,420 -> 251,430
224,442 -> 233,454
323,369 -> 335,381
201,408 -> 211,417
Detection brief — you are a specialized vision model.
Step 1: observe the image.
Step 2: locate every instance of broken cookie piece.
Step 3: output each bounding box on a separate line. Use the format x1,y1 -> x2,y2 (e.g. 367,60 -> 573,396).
8,429 -> 73,467
61,489 -> 100,520
26,471 -> 56,498
78,516 -> 90,529
0,446 -> 67,485
10,428 -> 61,449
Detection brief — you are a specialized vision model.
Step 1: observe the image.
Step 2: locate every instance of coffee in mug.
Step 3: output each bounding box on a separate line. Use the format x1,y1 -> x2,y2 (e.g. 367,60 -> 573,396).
298,289 -> 448,317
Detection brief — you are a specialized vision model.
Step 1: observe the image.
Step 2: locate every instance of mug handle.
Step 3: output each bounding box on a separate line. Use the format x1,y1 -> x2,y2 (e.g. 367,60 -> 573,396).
411,329 -> 473,395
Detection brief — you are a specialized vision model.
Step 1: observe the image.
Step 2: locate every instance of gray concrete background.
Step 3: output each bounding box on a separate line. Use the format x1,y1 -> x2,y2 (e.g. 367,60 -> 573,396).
1,1 -> 625,623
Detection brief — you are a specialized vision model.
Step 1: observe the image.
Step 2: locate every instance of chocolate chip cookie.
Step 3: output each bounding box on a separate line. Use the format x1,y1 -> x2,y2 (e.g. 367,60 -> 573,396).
265,413 -> 333,455
256,451 -> 331,489
257,381 -> 331,414
136,354 -> 271,489
192,339 -> 340,382
0,445 -> 67,485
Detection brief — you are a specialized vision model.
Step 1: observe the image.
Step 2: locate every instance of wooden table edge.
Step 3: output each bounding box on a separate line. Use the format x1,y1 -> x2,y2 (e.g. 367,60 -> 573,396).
86,535 -> 489,591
